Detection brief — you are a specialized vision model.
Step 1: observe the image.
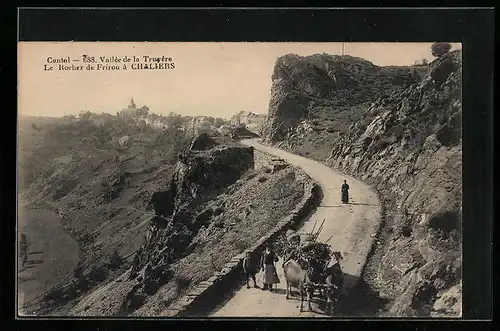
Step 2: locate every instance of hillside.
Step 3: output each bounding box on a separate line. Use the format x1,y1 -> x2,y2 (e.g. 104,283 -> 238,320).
260,51 -> 462,317
18,114 -> 194,314
18,114 -> 311,316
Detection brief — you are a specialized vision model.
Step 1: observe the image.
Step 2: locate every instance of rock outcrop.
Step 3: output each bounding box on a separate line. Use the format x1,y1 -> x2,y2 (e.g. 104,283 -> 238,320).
188,132 -> 218,151
261,53 -> 424,143
121,137 -> 254,313
261,50 -> 462,316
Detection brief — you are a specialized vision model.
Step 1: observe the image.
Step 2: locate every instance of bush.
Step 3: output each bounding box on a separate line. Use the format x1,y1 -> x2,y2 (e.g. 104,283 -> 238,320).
174,275 -> 191,291
431,42 -> 452,58
235,241 -> 248,253
44,287 -> 65,302
108,249 -> 124,269
73,265 -> 84,279
242,169 -> 258,180
414,58 -> 429,66
87,265 -> 108,283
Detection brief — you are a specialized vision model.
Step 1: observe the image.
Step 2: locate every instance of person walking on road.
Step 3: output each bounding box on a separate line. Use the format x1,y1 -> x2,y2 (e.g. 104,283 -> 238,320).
341,180 -> 350,204
242,252 -> 258,289
20,233 -> 29,267
260,244 -> 280,292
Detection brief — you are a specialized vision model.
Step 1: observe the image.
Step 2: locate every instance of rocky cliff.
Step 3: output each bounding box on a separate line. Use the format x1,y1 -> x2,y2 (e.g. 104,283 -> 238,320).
261,53 -> 425,145
67,132 -> 310,316
120,137 -> 254,313
261,51 -> 462,316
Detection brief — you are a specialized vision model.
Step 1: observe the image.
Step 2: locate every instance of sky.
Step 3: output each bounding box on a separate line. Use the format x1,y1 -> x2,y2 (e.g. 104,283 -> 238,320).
18,42 -> 462,119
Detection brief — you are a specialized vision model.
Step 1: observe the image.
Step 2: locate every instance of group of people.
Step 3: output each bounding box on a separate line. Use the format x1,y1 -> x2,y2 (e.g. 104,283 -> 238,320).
242,245 -> 280,291
241,180 -> 350,291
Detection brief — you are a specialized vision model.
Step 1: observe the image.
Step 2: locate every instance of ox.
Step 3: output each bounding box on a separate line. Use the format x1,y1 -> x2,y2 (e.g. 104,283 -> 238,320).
282,258 -> 316,312
283,251 -> 344,315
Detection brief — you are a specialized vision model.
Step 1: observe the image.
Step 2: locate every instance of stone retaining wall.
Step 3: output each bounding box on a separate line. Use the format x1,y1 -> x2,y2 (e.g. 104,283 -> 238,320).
163,181 -> 322,317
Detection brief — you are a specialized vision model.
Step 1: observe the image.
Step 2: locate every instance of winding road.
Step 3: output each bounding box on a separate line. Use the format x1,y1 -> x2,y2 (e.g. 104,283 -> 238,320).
210,139 -> 381,317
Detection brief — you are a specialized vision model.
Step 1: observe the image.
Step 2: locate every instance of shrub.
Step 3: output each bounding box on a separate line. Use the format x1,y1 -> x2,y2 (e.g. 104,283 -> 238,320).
414,58 -> 429,66
242,169 -> 258,180
431,42 -> 452,58
100,179 -> 109,188
258,176 -> 268,183
235,241 -> 248,253
44,287 -> 65,302
174,275 -> 191,291
87,265 -> 108,283
108,249 -> 124,269
73,265 -> 84,279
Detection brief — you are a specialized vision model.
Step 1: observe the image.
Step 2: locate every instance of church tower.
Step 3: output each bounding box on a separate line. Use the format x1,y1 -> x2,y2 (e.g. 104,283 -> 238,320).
129,97 -> 136,109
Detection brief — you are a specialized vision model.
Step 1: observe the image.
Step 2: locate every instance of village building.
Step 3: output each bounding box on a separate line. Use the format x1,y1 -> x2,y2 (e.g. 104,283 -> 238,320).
119,97 -> 140,117
144,115 -> 169,129
230,111 -> 266,130
190,116 -> 215,135
89,113 -> 114,127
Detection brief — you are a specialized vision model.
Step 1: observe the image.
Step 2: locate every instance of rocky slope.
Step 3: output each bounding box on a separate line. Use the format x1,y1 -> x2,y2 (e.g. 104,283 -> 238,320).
20,113 -> 311,317
261,53 -> 426,146
261,51 -> 462,316
118,137 -> 255,314
19,116 -> 193,314
68,138 -> 309,316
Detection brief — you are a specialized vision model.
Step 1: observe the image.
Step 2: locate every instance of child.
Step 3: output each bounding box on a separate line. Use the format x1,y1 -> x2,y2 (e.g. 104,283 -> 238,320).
242,252 -> 258,288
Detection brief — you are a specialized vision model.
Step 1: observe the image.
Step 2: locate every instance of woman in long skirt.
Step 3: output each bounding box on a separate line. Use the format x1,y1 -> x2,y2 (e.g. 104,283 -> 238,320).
341,180 -> 349,204
260,244 -> 280,291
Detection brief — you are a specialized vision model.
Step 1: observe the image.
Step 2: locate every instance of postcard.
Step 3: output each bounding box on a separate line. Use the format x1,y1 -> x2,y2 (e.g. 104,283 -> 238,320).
17,41 -> 462,318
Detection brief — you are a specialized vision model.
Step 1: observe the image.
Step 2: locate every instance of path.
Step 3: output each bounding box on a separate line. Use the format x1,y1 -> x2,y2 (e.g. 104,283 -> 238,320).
211,139 -> 381,317
17,204 -> 80,314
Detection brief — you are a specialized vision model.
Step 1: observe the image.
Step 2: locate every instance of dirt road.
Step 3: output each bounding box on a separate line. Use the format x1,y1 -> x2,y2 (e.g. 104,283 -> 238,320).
211,139 -> 381,317
17,205 -> 79,314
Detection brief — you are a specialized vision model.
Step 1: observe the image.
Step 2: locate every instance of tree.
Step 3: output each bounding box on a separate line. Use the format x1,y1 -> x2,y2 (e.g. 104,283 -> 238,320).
138,106 -> 149,117
205,116 -> 215,125
431,42 -> 452,58
79,110 -> 92,120
167,113 -> 184,128
415,58 -> 429,66
214,117 -> 225,128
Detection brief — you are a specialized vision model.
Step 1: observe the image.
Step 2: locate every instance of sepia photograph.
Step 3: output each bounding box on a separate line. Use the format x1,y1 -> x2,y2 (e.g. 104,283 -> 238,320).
17,41 -> 462,318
